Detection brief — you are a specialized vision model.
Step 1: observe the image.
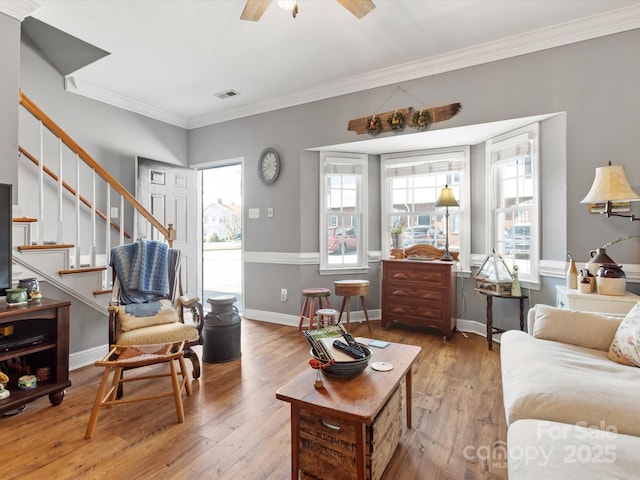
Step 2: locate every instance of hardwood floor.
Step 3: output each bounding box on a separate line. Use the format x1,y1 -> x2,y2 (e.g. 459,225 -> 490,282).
1,319 -> 508,480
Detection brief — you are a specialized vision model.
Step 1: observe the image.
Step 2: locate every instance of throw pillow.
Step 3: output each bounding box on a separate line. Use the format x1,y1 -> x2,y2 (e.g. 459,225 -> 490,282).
118,299 -> 179,331
532,304 -> 622,351
608,302 -> 640,367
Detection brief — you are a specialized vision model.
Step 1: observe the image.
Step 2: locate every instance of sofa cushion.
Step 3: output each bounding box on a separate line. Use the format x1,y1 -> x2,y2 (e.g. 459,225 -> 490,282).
117,299 -> 179,331
501,330 -> 640,436
531,304 -> 621,351
508,419 -> 640,480
608,301 -> 640,367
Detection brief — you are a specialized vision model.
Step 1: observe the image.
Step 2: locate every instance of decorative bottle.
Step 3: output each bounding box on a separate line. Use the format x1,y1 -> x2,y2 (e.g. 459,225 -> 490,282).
511,265 -> 522,297
566,253 -> 578,289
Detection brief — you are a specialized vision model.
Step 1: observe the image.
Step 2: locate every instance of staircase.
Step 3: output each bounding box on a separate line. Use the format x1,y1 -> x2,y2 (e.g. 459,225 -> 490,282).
13,92 -> 174,314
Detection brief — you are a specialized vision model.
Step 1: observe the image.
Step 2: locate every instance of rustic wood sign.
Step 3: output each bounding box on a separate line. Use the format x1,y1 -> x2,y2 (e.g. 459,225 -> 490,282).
348,102 -> 461,135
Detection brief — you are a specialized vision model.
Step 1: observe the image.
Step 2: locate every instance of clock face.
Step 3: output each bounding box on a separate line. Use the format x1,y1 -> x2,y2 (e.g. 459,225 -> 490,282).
259,148 -> 280,184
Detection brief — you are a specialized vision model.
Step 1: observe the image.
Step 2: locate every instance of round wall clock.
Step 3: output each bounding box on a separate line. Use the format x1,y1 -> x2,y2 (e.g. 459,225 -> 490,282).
258,147 -> 281,185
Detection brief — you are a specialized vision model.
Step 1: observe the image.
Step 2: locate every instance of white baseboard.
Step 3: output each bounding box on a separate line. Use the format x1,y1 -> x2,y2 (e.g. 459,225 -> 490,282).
242,308 -> 382,329
456,318 -> 503,345
70,344 -> 108,371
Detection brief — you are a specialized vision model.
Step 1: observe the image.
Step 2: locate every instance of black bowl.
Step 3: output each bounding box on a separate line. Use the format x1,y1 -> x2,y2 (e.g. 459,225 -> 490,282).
310,343 -> 372,378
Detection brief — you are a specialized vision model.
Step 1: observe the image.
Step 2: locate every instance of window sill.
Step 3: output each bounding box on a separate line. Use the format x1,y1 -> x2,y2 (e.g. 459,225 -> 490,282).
320,266 -> 370,276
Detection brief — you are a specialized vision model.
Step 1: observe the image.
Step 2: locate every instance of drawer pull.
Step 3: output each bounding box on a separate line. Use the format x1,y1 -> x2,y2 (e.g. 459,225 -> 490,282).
320,419 -> 341,431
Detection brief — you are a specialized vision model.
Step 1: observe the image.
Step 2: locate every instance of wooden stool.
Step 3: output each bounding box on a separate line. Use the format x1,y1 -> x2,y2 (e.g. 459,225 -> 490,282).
334,280 -> 372,332
316,308 -> 339,328
298,288 -> 332,330
85,341 -> 191,439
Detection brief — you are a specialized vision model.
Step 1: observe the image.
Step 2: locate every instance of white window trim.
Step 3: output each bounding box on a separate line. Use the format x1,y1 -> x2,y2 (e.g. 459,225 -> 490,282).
319,152 -> 368,274
381,147 -> 471,271
485,123 -> 540,287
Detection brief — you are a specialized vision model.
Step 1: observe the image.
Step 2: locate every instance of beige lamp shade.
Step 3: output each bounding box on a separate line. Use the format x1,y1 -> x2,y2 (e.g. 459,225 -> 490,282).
581,164 -> 640,203
435,185 -> 459,207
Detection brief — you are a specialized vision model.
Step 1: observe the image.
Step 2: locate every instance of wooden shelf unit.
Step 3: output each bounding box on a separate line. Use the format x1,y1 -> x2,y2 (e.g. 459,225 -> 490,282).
0,298 -> 71,414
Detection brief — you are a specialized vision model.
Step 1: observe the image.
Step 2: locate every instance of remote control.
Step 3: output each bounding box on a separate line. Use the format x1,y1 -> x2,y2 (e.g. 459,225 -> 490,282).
337,324 -> 361,350
333,340 -> 367,359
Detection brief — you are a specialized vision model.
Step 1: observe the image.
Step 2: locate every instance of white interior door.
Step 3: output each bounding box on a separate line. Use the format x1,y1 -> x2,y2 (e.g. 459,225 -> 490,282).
137,157 -> 197,296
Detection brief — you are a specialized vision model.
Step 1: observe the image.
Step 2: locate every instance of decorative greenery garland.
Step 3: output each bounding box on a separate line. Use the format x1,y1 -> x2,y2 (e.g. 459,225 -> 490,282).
387,111 -> 406,131
412,109 -> 432,131
366,115 -> 383,135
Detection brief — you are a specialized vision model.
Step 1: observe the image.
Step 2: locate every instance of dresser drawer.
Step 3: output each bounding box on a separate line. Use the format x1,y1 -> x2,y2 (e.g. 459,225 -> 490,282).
384,284 -> 448,305
383,300 -> 445,322
383,264 -> 449,286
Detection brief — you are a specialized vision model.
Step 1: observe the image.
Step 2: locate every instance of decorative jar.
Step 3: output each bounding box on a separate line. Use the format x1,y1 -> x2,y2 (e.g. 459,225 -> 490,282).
17,278 -> 40,300
6,288 -> 28,305
596,264 -> 626,296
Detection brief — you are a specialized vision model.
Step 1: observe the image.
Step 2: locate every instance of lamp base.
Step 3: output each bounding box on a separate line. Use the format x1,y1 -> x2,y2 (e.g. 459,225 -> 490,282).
440,252 -> 454,261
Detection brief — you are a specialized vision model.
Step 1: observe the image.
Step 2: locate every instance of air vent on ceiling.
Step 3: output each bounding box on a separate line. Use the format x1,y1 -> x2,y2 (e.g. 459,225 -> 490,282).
215,89 -> 241,100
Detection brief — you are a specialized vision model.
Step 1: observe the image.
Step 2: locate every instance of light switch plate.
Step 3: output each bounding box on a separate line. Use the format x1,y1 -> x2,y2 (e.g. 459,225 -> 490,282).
267,207 -> 274,217
248,208 -> 260,219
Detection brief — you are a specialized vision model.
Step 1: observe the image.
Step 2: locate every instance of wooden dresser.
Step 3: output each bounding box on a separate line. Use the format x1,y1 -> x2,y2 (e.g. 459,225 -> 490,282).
381,259 -> 457,338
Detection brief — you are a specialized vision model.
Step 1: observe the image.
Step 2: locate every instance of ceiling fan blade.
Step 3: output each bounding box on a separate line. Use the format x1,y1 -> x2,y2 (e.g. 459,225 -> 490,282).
240,0 -> 272,21
336,0 -> 376,19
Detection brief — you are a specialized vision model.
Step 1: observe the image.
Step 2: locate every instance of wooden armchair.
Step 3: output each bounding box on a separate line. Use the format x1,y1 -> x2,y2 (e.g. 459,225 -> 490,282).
108,241 -> 204,381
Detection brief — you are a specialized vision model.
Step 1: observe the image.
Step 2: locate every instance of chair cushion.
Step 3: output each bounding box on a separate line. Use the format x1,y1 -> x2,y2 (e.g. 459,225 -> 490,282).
118,299 -> 179,331
116,321 -> 199,345
608,301 -> 640,367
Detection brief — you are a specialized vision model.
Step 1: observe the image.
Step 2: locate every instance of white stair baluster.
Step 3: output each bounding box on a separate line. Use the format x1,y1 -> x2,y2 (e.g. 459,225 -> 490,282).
75,153 -> 81,269
57,138 -> 63,245
38,121 -> 44,245
90,170 -> 96,266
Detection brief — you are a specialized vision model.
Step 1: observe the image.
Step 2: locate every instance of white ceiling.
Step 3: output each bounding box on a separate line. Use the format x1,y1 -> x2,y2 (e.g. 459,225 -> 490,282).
6,0 -> 640,132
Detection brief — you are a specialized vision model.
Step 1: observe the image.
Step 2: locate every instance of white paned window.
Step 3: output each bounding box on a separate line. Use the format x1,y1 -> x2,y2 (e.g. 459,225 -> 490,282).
320,152 -> 368,273
382,147 -> 470,270
486,123 -> 540,285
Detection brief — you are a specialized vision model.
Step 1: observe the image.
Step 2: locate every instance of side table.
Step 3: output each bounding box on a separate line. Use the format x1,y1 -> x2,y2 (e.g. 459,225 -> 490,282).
475,289 -> 528,350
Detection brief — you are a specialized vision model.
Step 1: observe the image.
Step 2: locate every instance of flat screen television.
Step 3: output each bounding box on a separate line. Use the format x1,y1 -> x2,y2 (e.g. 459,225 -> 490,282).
0,184 -> 12,297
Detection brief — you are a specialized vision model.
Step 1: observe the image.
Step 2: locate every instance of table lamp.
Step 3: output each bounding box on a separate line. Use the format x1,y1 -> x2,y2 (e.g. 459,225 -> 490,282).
434,185 -> 459,261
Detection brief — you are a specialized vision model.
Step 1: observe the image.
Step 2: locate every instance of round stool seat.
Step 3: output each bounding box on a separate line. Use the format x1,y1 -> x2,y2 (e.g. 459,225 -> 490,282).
298,288 -> 332,331
334,280 -> 371,332
334,280 -> 369,297
316,308 -> 339,328
302,287 -> 331,297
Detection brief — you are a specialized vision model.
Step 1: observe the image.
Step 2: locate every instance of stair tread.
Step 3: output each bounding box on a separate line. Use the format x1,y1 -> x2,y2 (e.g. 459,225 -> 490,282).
12,217 -> 38,223
59,266 -> 107,275
18,243 -> 75,251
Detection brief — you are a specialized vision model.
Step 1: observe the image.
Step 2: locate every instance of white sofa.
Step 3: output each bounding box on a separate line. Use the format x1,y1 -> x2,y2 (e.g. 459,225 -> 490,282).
500,303 -> 640,479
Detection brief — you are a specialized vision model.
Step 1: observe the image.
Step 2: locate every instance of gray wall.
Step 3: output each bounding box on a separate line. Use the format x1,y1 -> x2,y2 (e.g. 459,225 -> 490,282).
0,13 -> 20,200
190,29 -> 640,327
4,19 -> 640,352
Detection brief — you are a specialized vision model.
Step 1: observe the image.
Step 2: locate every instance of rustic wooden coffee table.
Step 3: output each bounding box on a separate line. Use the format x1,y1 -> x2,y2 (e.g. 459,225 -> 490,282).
276,338 -> 421,480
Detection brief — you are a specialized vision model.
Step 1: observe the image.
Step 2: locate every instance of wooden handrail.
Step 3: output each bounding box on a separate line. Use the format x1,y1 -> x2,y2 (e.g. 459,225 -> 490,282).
18,91 -> 172,245
18,146 -> 131,240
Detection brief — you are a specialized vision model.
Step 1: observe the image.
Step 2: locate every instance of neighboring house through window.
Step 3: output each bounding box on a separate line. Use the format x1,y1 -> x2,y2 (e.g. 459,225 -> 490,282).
486,123 -> 540,285
320,152 -> 368,273
381,147 -> 470,270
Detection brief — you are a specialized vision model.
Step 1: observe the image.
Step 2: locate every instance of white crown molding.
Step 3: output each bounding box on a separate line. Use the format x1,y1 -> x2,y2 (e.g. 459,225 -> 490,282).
0,0 -> 39,21
60,5 -> 640,129
64,76 -> 189,129
186,4 -> 640,129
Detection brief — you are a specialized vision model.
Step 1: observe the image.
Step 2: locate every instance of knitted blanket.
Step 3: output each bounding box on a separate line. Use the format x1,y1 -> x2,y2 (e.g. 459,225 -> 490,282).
111,240 -> 170,304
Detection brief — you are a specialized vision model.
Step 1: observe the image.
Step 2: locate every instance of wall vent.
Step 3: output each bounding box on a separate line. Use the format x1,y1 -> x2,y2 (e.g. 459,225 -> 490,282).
215,89 -> 241,100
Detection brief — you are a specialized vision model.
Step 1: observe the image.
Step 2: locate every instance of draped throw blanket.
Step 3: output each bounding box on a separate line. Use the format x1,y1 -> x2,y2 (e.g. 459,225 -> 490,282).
111,240 -> 178,304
